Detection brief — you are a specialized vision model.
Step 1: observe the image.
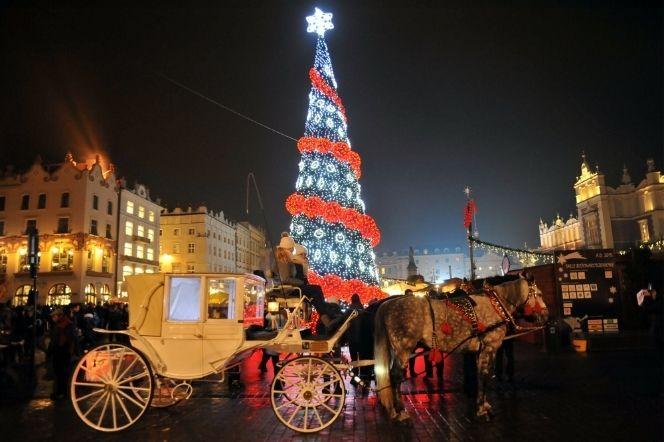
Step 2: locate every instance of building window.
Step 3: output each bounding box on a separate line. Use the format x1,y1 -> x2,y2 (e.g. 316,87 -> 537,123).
123,265 -> 133,278
126,200 -> 134,214
173,243 -> 180,254
188,228 -> 195,235
146,248 -> 154,261
56,217 -> 69,234
51,246 -> 74,271
102,249 -> 110,273
92,195 -> 99,210
137,225 -> 145,238
20,195 -> 30,210
138,206 -> 145,219
107,201 -> 113,215
100,284 -> 111,302
0,248 -> 7,273
46,284 -> 71,305
124,242 -> 132,256
0,196 -> 5,211
188,243 -> 195,253
87,249 -> 94,271
18,247 -> 29,272
148,229 -> 155,242
0,221 -> 4,236
60,192 -> 70,208
13,285 -> 32,307
187,263 -> 195,273
90,219 -> 98,235
136,245 -> 144,259
173,228 -> 180,236
105,223 -> 112,239
638,219 -> 650,243
125,221 -> 133,235
38,193 -> 46,209
84,284 -> 96,304
25,219 -> 37,234
134,267 -> 144,274
159,229 -> 163,236
148,210 -> 155,222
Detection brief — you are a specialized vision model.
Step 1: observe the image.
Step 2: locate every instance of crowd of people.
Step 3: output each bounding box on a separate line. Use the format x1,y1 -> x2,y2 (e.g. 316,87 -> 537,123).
0,301 -> 129,399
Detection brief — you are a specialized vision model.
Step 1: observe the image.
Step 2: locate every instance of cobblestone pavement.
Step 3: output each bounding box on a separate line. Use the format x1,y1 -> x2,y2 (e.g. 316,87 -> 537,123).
1,343 -> 662,441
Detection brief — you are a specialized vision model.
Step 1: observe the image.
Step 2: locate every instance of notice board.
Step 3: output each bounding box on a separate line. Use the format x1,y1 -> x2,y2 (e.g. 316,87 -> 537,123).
556,249 -> 619,321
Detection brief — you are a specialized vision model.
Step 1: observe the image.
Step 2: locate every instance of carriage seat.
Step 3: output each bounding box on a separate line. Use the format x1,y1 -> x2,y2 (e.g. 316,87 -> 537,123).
245,324 -> 278,341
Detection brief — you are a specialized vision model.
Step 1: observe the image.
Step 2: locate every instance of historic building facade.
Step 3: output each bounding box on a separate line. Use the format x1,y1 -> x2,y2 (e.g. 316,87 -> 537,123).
539,155 -> 664,252
0,154 -> 118,305
239,221 -> 269,275
376,247 -> 503,282
159,206 -> 266,275
116,182 -> 162,296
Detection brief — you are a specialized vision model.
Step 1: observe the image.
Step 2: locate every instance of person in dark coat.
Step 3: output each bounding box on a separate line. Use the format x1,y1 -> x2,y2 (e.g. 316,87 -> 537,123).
48,309 -> 76,400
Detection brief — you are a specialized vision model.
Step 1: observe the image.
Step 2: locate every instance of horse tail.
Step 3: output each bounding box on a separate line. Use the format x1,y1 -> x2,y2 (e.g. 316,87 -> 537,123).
373,303 -> 394,413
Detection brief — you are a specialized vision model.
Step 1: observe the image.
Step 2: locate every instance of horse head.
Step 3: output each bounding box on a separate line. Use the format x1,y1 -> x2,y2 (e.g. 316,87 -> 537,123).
518,272 -> 549,324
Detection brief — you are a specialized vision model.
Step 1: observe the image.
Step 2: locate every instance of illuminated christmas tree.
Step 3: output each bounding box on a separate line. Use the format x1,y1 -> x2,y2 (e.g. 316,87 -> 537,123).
286,8 -> 383,303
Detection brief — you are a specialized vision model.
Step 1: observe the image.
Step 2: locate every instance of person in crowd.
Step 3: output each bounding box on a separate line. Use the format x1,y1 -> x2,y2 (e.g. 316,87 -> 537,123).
292,243 -> 309,277
258,308 -> 286,374
48,309 -> 76,400
347,294 -> 365,386
645,288 -> 662,340
275,236 -> 332,325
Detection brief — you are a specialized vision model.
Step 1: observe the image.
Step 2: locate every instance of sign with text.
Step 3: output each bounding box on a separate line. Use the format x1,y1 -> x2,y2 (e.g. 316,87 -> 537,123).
556,249 -> 619,324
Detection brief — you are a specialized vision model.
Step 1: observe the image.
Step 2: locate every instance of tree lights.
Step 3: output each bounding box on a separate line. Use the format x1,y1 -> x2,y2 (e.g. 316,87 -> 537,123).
287,9 -> 383,302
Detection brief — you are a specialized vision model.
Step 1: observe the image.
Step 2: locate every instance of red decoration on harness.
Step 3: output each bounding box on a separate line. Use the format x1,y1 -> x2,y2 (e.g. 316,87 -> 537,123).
477,322 -> 486,332
429,348 -> 443,364
523,304 -> 533,317
440,322 -> 453,335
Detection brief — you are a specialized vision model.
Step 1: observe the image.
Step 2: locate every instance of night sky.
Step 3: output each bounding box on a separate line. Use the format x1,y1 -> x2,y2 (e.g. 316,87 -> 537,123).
1,1 -> 661,253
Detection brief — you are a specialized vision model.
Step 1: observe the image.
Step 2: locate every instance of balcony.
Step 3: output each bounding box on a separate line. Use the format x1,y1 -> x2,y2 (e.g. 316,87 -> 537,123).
120,255 -> 159,266
86,270 -> 113,278
132,235 -> 152,244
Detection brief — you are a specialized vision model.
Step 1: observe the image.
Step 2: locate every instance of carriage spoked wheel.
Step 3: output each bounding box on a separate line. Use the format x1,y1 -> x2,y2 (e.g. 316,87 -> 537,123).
271,356 -> 346,433
150,378 -> 191,408
70,343 -> 153,432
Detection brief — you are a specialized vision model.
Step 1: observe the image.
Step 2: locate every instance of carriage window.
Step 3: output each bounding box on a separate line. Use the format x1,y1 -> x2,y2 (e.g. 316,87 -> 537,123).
207,278 -> 236,320
243,282 -> 265,326
168,277 -> 202,321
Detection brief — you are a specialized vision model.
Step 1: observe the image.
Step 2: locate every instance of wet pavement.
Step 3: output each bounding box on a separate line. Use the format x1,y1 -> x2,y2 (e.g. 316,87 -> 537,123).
1,343 -> 662,441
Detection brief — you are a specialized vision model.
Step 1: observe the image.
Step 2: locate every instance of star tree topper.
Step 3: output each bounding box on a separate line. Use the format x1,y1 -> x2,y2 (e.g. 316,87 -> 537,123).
306,7 -> 334,37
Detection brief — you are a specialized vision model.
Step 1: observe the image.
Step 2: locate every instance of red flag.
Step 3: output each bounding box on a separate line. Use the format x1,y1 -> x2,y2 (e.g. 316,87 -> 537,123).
463,199 -> 477,229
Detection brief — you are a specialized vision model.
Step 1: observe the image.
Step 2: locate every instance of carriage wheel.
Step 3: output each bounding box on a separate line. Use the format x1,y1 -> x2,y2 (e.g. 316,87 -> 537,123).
70,344 -> 153,432
150,378 -> 191,408
271,356 -> 346,433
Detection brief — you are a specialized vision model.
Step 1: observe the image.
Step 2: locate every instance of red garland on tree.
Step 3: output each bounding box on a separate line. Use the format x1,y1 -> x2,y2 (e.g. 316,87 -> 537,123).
297,137 -> 361,178
285,193 -> 381,246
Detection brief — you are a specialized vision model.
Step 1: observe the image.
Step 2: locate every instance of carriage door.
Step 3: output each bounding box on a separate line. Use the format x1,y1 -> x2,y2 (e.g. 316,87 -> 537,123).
161,276 -> 204,378
202,277 -> 243,370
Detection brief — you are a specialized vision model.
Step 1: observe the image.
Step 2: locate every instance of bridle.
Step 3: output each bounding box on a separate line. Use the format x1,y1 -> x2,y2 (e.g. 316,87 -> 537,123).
486,282 -> 546,334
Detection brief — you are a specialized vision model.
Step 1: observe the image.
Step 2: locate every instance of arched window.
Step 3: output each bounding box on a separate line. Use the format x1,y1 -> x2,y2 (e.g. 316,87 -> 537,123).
0,248 -> 7,274
13,285 -> 32,306
51,246 -> 74,271
84,283 -> 96,305
48,284 -> 72,306
100,284 -> 111,302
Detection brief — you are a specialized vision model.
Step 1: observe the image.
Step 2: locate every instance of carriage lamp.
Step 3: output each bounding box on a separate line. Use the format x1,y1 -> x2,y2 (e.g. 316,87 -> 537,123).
267,300 -> 280,313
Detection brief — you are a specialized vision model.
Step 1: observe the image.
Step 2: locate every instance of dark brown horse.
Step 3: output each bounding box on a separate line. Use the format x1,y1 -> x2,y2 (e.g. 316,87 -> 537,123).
373,274 -> 548,422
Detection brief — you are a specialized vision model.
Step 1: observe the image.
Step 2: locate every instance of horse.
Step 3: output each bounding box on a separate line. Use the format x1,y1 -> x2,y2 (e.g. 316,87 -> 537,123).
373,273 -> 548,423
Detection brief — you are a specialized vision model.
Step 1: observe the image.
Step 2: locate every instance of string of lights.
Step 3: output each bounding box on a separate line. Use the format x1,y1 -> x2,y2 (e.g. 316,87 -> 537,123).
469,236 -> 555,265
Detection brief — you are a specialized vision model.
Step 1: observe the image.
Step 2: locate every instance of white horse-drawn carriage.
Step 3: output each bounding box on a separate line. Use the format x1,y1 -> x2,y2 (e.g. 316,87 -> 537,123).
70,272 -> 362,433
